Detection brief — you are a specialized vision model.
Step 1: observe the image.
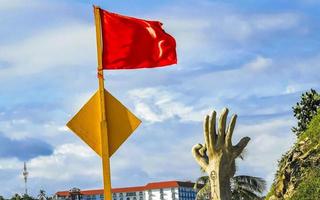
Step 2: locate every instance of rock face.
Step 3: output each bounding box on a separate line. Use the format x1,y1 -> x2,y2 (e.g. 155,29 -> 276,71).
267,137 -> 320,200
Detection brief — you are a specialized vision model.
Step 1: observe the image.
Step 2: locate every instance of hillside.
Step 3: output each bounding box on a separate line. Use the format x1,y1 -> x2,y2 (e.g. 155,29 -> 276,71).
266,111 -> 320,200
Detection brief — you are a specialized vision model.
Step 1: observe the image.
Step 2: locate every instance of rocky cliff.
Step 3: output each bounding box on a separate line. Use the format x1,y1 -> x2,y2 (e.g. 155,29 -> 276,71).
266,112 -> 320,200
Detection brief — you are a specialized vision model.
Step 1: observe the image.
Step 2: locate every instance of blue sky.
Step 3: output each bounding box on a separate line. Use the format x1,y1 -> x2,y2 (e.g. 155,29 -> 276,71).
0,0 -> 320,197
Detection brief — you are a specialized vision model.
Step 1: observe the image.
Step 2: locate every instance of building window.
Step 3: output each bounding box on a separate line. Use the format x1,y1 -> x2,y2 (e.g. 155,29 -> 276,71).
126,192 -> 136,197
147,190 -> 152,200
160,189 -> 164,200
171,187 -> 176,200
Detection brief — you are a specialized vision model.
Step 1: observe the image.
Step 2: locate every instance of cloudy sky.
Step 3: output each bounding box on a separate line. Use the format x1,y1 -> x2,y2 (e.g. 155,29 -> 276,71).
1,0 -> 320,197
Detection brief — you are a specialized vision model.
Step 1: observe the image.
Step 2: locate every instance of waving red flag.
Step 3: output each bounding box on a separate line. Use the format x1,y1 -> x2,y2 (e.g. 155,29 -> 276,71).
99,8 -> 177,70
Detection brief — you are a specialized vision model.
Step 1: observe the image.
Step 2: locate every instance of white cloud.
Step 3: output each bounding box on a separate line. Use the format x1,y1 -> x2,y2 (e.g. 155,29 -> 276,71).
0,143 -> 102,197
164,8 -> 301,45
0,157 -> 21,170
57,126 -> 69,132
0,0 -> 41,12
252,13 -> 300,31
29,143 -> 100,180
110,114 -> 296,190
110,132 -> 204,186
0,116 -> 70,142
215,12 -> 301,42
0,0 -> 318,197
0,119 -> 32,139
285,85 -> 298,94
243,55 -> 272,71
236,118 -> 296,187
148,3 -> 302,66
0,23 -> 95,80
128,88 -> 208,123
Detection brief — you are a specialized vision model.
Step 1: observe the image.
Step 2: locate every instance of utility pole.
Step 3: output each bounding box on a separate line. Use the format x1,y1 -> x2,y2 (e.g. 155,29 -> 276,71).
23,162 -> 29,196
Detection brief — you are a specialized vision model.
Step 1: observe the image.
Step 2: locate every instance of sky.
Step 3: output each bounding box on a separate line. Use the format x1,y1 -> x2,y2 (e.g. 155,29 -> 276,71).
0,0 -> 320,198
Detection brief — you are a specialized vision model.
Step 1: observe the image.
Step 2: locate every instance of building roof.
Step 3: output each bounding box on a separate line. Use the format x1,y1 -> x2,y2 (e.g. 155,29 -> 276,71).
55,180 -> 195,196
144,181 -> 179,190
112,186 -> 145,193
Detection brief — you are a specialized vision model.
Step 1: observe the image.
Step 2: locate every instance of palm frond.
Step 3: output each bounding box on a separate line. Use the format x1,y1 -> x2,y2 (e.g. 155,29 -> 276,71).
232,175 -> 266,194
194,175 -> 209,190
194,174 -> 266,200
196,181 -> 210,200
232,187 -> 261,200
200,167 -> 206,173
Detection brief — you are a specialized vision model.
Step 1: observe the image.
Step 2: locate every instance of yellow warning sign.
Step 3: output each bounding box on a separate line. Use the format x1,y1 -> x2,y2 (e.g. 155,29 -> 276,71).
67,89 -> 141,157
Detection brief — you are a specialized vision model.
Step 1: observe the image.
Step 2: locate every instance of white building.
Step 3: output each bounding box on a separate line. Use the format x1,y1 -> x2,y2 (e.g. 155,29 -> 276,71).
55,180 -> 197,200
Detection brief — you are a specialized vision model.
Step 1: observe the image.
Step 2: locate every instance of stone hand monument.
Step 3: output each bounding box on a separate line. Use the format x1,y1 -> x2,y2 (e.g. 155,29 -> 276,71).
192,108 -> 250,200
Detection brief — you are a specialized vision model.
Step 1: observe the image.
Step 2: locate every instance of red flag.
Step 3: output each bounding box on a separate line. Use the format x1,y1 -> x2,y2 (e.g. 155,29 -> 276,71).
99,8 -> 177,70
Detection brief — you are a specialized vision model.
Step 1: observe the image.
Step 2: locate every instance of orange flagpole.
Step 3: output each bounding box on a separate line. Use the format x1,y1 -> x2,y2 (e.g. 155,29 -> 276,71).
93,5 -> 112,200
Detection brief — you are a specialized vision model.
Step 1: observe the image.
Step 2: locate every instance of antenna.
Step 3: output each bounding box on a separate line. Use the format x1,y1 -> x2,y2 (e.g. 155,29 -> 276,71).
23,162 -> 29,196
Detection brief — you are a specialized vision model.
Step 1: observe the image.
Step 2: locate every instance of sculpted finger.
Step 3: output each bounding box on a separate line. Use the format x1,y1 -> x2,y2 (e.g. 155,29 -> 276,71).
203,115 -> 210,149
226,114 -> 237,148
233,137 -> 250,158
217,108 -> 229,147
199,144 -> 207,157
209,111 -> 217,149
192,144 -> 208,170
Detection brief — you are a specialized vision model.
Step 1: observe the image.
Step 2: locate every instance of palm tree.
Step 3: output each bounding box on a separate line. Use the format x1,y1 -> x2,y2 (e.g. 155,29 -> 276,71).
194,175 -> 211,200
231,175 -> 266,200
194,175 -> 266,200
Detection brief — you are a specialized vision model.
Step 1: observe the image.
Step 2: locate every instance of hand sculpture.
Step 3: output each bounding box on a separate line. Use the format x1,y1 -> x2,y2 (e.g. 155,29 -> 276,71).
192,108 -> 250,200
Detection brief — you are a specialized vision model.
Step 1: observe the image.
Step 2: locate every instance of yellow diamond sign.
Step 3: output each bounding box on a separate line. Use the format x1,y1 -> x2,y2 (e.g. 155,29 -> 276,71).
67,89 -> 141,157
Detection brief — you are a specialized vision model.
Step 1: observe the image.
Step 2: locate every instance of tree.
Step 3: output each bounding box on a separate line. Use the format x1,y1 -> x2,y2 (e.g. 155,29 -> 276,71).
292,89 -> 320,136
11,194 -> 21,200
194,175 -> 266,200
22,194 -> 35,200
231,176 -> 266,200
194,175 -> 211,200
0,196 -> 5,200
192,108 -> 250,200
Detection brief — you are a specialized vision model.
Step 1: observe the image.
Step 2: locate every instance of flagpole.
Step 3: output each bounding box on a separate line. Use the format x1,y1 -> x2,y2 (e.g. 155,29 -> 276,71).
94,5 -> 112,200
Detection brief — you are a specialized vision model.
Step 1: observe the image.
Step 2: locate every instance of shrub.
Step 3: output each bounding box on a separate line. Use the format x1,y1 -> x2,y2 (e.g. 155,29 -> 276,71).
292,89 -> 320,136
289,167 -> 320,200
299,110 -> 320,147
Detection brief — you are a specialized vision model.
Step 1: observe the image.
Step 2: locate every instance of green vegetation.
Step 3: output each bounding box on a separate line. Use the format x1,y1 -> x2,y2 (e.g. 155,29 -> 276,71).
264,184 -> 275,200
9,194 -> 36,200
289,167 -> 320,200
266,89 -> 320,200
22,195 -> 35,200
299,109 -> 320,146
10,194 -> 21,200
292,89 -> 320,136
231,175 -> 266,200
